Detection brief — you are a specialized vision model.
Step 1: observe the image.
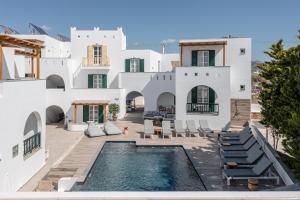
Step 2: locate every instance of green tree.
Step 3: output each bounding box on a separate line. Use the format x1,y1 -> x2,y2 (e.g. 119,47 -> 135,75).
258,30 -> 300,179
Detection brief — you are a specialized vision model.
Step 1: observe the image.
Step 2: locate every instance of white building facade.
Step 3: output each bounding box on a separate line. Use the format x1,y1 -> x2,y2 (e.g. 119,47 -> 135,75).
0,27 -> 251,191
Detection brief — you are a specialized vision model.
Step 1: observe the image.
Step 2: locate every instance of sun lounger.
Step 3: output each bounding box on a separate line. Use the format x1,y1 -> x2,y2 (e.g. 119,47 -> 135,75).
220,126 -> 251,139
104,121 -> 122,135
221,137 -> 257,151
223,147 -> 264,165
199,120 -> 214,137
162,121 -> 172,139
85,122 -> 106,137
221,143 -> 261,158
219,133 -> 252,145
144,120 -> 154,139
186,120 -> 201,137
174,120 -> 186,137
223,156 -> 280,185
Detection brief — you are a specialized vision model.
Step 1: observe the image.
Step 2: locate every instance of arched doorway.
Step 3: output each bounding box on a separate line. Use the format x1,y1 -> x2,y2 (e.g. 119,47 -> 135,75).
46,105 -> 65,124
46,74 -> 65,89
157,92 -> 175,114
126,91 -> 144,113
23,112 -> 42,156
186,85 -> 219,114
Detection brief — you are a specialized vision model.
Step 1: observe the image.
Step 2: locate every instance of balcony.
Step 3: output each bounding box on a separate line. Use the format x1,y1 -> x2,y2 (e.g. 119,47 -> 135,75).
81,57 -> 110,69
23,132 -> 41,157
186,103 -> 219,115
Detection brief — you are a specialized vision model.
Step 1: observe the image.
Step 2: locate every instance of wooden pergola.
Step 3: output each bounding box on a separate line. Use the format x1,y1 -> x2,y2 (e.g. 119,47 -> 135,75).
71,100 -> 110,127
0,35 -> 44,80
179,41 -> 227,66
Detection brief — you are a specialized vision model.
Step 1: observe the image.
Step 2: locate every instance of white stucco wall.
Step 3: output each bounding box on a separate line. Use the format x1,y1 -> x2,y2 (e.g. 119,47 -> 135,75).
161,53 -> 180,72
0,80 -> 46,192
119,72 -> 175,111
175,67 -> 231,130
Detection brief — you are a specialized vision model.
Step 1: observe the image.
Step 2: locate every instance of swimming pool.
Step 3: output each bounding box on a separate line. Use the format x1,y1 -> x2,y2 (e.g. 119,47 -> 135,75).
72,142 -> 206,191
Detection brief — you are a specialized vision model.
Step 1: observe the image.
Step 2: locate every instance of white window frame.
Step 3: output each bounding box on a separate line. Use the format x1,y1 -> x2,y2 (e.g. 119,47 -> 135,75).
130,58 -> 140,72
92,74 -> 102,88
89,105 -> 99,122
197,51 -> 209,67
197,86 -> 209,103
93,46 -> 102,64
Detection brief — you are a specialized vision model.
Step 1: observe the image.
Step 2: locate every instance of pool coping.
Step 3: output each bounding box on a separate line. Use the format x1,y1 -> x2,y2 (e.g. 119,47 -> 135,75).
75,140 -> 212,191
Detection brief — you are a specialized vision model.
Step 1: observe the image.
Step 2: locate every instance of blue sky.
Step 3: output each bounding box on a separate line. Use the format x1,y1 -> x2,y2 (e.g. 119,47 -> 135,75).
1,0 -> 300,61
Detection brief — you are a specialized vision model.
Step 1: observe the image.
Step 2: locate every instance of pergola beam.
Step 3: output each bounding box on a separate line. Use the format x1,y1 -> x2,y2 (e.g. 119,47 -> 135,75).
15,49 -> 37,57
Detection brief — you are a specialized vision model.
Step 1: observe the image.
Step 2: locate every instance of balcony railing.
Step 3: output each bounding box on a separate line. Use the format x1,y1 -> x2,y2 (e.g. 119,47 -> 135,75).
23,132 -> 41,156
186,103 -> 219,114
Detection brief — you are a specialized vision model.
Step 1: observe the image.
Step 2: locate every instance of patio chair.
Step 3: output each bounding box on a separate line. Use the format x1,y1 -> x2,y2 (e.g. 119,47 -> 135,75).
162,121 -> 172,139
186,120 -> 201,137
221,137 -> 257,151
223,156 -> 280,185
199,120 -> 214,137
219,133 -> 253,145
144,120 -> 154,139
221,143 -> 261,158
104,121 -> 122,135
223,147 -> 264,166
174,120 -> 187,137
85,122 -> 106,137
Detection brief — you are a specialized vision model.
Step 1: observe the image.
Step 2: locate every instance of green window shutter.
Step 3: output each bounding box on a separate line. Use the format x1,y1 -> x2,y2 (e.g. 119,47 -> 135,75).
139,59 -> 144,72
88,74 -> 93,88
209,50 -> 215,66
83,105 -> 89,122
98,105 -> 104,123
125,59 -> 130,72
192,51 -> 198,66
102,74 -> 107,88
209,88 -> 215,112
191,86 -> 198,103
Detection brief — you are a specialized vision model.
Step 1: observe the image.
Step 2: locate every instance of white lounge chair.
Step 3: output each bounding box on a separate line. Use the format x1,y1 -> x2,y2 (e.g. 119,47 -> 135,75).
199,120 -> 214,137
85,122 -> 106,137
174,120 -> 186,137
162,121 -> 172,139
104,121 -> 122,135
144,120 -> 154,139
186,120 -> 200,137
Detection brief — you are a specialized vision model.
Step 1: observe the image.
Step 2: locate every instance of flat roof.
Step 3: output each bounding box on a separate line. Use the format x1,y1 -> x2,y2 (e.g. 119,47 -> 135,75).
179,40 -> 227,46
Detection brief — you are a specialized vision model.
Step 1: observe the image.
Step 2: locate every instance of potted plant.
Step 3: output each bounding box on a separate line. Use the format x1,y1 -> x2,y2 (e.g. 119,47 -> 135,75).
109,103 -> 120,121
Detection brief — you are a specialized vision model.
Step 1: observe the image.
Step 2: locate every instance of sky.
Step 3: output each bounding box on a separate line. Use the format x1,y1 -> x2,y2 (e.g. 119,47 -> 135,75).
1,0 -> 300,61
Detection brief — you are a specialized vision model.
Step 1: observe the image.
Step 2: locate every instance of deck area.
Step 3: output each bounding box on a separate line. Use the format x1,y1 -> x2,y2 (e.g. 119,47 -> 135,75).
21,112 -> 282,191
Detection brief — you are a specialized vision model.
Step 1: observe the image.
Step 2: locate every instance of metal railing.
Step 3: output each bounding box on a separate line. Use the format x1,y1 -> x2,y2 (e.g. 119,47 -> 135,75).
186,103 -> 219,114
23,132 -> 41,156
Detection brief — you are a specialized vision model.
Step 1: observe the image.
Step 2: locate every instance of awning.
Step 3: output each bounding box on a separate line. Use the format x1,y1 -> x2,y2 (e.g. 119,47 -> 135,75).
72,100 -> 110,105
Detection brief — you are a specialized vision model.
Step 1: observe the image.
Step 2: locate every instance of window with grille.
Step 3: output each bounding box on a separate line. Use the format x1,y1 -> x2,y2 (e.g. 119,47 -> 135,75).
89,105 -> 99,122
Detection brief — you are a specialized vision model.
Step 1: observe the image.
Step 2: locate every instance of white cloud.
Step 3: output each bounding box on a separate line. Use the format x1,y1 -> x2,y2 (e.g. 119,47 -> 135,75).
41,25 -> 52,31
133,42 -> 139,46
161,38 -> 177,44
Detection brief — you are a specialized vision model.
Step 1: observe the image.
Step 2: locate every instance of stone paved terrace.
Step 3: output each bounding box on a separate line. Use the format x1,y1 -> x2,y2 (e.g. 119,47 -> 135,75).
21,112 -> 283,191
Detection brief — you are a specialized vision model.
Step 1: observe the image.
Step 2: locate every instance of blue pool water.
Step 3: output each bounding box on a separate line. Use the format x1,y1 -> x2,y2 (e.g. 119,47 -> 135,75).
72,142 -> 206,191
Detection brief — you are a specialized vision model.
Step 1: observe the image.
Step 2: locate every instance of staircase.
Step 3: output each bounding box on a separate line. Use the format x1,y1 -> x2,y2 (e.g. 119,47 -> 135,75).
35,168 -> 77,191
230,99 -> 251,128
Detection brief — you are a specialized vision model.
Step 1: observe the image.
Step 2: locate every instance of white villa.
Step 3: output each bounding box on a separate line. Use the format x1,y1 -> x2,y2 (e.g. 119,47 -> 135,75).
0,26 -> 252,192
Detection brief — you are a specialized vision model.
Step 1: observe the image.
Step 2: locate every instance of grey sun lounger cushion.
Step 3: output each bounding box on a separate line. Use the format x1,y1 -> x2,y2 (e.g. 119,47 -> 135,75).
220,133 -> 252,145
144,120 -> 154,138
221,137 -> 257,151
220,127 -> 251,139
85,123 -> 106,137
104,121 -> 122,135
222,143 -> 261,158
223,148 -> 264,165
223,156 -> 272,177
162,121 -> 172,138
174,120 -> 186,136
